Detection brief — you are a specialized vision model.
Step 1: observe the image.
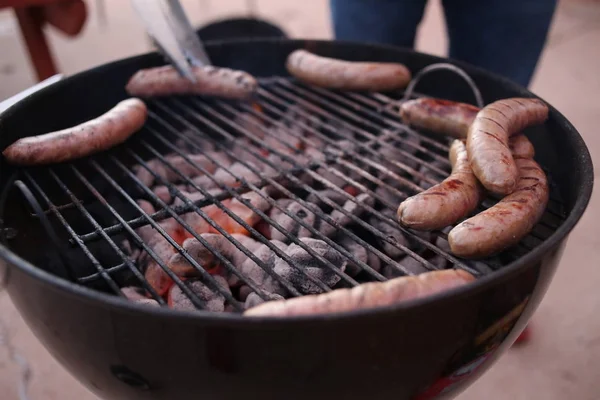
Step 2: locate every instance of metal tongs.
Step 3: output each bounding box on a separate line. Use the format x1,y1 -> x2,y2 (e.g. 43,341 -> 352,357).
131,0 -> 212,82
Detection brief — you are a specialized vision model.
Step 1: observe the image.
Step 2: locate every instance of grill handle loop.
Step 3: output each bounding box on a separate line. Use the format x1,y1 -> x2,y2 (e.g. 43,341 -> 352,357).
402,63 -> 484,108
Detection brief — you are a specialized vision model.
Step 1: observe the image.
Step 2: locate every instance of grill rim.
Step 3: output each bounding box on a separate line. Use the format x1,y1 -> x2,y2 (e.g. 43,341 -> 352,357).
0,38 -> 593,322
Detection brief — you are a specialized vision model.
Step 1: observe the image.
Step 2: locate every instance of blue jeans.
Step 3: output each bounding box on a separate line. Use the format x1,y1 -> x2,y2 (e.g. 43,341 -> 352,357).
330,0 -> 558,87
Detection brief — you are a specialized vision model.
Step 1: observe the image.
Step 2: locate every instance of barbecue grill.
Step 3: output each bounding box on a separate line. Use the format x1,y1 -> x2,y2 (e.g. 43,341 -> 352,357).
0,39 -> 593,400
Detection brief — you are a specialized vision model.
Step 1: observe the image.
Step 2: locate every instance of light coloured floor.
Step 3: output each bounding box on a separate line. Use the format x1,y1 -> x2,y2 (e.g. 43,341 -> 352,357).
0,1 -> 599,399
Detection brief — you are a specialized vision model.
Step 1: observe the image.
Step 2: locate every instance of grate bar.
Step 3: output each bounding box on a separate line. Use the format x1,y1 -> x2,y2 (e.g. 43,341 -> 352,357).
133,134 -> 344,292
173,98 -> 479,275
91,158 -> 246,309
22,171 -> 125,297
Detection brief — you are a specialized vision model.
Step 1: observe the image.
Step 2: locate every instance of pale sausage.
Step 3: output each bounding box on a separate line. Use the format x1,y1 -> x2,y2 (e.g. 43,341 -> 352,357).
467,98 -> 548,195
397,140 -> 483,231
244,269 -> 475,317
448,157 -> 549,258
125,65 -> 257,99
286,49 -> 411,91
3,98 -> 147,166
399,98 -> 479,138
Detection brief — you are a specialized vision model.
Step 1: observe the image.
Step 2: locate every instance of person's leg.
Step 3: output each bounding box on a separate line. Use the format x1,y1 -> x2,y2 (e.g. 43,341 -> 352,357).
330,0 -> 428,49
441,0 -> 558,87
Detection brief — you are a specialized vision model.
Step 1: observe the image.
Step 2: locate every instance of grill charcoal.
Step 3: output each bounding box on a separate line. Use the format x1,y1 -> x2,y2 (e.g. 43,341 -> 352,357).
174,129 -> 214,153
319,193 -> 374,237
162,154 -> 222,181
306,189 -> 348,209
316,166 -> 348,189
408,230 -> 433,253
375,181 -> 407,206
367,250 -> 382,273
168,275 -> 231,312
369,210 -> 409,259
134,154 -> 225,187
244,292 -> 285,309
121,286 -> 148,301
153,185 -> 172,204
270,200 -> 317,242
191,175 -> 218,190
168,233 -> 260,279
213,161 -> 261,187
136,199 -> 155,215
231,138 -> 266,166
142,240 -> 177,296
434,232 -> 451,253
238,285 -> 253,301
222,190 -> 271,235
429,254 -> 448,269
273,238 -> 347,295
234,112 -> 268,140
263,127 -> 305,155
136,299 -> 160,307
377,143 -> 419,176
382,256 -> 427,279
337,234 -> 368,277
238,240 -> 289,295
418,159 -> 449,189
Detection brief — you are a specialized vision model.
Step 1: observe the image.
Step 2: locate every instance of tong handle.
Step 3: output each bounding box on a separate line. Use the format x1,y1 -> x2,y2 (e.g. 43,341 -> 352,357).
131,0 -> 211,82
165,0 -> 211,67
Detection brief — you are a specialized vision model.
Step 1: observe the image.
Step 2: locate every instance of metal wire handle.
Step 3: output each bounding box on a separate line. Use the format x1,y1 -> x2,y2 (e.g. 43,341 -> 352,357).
402,63 -> 484,108
0,174 -> 33,400
6,179 -> 75,281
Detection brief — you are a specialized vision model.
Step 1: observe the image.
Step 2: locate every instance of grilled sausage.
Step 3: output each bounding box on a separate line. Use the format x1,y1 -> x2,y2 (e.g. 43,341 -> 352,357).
467,98 -> 548,195
397,140 -> 483,231
286,49 -> 411,92
448,157 -> 549,259
399,98 -> 480,138
244,269 -> 475,317
3,98 -> 147,166
125,65 -> 257,99
509,134 -> 535,159
399,98 -> 537,157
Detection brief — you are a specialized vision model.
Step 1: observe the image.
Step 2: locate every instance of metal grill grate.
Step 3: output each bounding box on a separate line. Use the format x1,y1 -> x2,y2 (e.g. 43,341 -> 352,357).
2,78 -> 567,313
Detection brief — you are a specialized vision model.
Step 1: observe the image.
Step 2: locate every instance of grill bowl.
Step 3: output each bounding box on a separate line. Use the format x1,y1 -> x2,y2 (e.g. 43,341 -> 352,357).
0,39 -> 593,400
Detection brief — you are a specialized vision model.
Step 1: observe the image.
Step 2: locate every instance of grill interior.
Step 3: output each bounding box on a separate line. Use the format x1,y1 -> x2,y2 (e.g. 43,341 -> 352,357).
0,77 -> 567,313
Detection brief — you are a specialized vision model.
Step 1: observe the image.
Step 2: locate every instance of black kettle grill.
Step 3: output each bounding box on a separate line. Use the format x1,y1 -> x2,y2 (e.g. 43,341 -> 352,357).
0,39 -> 593,400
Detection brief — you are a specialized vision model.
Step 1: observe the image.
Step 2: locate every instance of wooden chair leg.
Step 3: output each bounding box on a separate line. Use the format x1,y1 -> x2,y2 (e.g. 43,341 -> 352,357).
14,6 -> 58,82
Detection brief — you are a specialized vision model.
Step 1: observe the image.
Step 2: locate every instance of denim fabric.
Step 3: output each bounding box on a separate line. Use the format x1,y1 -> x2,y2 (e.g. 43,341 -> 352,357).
330,0 -> 558,87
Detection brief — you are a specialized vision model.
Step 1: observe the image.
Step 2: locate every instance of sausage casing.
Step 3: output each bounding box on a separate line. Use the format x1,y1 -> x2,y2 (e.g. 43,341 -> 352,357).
244,269 -> 475,317
399,98 -> 480,138
397,140 -> 483,231
399,98 -> 537,159
125,65 -> 258,99
467,98 -> 548,195
448,157 -> 549,258
286,49 -> 411,92
3,98 -> 147,166
508,134 -> 535,159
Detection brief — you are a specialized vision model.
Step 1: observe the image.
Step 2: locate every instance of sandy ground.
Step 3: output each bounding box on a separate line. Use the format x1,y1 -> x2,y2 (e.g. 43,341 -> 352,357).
0,0 -> 599,399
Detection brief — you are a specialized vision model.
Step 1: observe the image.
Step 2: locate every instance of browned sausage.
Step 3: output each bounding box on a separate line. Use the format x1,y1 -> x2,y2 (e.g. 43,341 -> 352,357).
244,269 -> 475,317
467,98 -> 548,195
3,98 -> 147,166
399,98 -> 537,157
286,49 -> 411,91
399,98 -> 480,138
508,134 -> 535,159
448,157 -> 549,258
397,140 -> 483,231
125,65 -> 257,99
